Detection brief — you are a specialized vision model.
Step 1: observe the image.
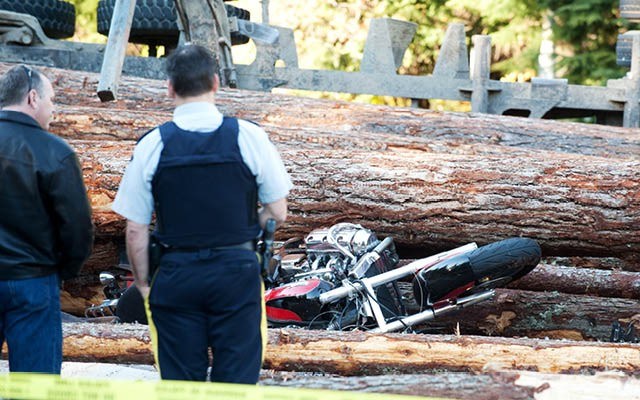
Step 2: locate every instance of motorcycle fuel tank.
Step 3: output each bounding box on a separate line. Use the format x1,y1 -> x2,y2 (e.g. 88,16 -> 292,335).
265,279 -> 333,325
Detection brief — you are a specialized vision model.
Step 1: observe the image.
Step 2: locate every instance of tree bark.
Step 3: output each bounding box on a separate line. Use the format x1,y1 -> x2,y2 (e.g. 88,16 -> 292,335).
58,323 -> 640,374
395,259 -> 640,298
8,63 -> 637,161
261,370 -> 640,400
398,287 -> 640,341
62,322 -> 154,365
508,262 -> 640,299
262,370 -> 539,400
61,253 -> 640,318
6,62 -> 637,258
540,256 -> 640,272
72,138 -> 640,259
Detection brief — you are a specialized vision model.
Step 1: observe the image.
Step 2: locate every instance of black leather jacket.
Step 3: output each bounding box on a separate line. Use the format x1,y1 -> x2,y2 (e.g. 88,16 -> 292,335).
0,111 -> 94,280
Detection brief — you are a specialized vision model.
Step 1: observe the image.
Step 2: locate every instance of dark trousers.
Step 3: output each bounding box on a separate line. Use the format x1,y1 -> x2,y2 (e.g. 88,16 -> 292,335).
148,248 -> 265,383
0,273 -> 62,373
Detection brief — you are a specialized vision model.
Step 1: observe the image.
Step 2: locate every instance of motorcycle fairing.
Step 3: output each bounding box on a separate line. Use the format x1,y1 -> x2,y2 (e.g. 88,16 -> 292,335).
412,254 -> 476,306
265,279 -> 334,324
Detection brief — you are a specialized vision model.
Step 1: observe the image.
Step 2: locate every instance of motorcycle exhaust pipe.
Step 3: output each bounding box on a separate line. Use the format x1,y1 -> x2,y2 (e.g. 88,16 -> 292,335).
369,290 -> 495,333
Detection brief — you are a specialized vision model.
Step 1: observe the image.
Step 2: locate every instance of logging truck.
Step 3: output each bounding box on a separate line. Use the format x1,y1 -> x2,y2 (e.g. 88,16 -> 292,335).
2,1 -> 640,126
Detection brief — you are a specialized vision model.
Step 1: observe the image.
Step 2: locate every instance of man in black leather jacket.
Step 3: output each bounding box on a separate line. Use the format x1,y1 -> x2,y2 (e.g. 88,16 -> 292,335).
0,65 -> 93,373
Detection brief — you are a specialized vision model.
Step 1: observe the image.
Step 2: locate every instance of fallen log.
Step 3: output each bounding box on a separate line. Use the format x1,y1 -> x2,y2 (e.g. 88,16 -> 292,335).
400,288 -> 640,341
3,63 -> 635,161
55,323 -> 640,374
396,258 -> 640,294
508,263 -> 640,299
51,105 -> 640,162
2,63 -> 635,257
59,251 -> 640,320
71,138 -> 640,259
261,370 -> 537,400
62,322 -> 153,365
541,256 -> 640,272
60,283 -> 640,340
396,258 -> 640,298
261,370 -> 640,400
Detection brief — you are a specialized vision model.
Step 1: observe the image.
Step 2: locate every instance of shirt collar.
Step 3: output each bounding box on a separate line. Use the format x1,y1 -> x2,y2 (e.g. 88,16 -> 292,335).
172,102 -> 223,132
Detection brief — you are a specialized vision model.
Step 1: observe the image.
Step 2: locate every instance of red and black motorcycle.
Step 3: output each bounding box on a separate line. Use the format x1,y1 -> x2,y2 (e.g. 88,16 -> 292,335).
262,223 -> 540,333
86,223 -> 541,332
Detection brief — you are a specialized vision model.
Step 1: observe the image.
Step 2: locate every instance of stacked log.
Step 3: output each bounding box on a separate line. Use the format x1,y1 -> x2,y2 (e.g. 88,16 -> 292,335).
60,323 -> 640,375
2,63 -> 638,397
19,62 -> 635,330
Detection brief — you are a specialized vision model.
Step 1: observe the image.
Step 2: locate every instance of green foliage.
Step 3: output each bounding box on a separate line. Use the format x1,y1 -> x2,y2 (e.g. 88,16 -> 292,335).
69,0 -> 630,102
538,0 -> 628,83
68,0 -> 105,43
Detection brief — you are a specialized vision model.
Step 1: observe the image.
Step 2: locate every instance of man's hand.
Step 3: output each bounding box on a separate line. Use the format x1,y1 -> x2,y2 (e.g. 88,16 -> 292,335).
137,284 -> 151,299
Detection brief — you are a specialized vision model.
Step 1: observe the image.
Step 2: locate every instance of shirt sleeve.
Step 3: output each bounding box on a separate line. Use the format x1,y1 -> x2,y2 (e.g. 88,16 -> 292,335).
237,120 -> 292,204
111,130 -> 163,224
49,152 -> 94,279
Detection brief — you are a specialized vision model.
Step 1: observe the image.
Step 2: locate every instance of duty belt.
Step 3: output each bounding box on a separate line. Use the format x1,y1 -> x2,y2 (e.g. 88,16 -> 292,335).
163,240 -> 256,254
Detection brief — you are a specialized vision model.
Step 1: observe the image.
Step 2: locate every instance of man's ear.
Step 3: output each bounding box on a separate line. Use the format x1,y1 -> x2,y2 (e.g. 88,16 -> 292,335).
27,89 -> 37,108
167,80 -> 176,99
213,74 -> 220,93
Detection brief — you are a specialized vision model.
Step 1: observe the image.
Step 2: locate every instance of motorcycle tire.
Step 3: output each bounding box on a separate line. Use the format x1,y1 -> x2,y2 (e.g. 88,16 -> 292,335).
97,0 -> 250,48
0,0 -> 76,39
115,284 -> 148,324
466,237 -> 541,286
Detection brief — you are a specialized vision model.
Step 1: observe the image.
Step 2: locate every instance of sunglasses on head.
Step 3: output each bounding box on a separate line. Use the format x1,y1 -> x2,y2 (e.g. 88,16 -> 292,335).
22,66 -> 33,94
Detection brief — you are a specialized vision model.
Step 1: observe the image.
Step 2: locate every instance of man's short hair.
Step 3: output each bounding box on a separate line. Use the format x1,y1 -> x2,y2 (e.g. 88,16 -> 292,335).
165,44 -> 219,97
0,65 -> 44,108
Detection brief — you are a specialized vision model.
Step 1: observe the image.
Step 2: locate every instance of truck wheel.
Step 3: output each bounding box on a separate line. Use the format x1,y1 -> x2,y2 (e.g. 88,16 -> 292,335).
0,0 -> 76,39
621,0 -> 640,21
97,0 -> 250,49
616,31 -> 640,68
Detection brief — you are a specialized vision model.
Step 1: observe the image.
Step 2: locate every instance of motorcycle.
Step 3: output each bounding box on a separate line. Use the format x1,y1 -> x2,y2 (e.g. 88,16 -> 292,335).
85,223 -> 541,332
84,252 -> 148,324
262,223 -> 540,333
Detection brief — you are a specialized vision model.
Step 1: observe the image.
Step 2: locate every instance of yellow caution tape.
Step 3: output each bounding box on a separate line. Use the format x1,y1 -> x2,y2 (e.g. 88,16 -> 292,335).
0,372 -> 453,400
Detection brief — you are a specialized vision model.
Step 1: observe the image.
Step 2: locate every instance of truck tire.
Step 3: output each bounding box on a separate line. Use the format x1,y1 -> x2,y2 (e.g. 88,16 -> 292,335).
616,31 -> 640,68
97,0 -> 250,48
621,0 -> 640,22
0,0 -> 75,39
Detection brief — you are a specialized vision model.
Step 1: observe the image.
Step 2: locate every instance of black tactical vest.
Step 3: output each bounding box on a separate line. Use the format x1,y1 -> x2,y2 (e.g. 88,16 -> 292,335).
151,117 -> 260,248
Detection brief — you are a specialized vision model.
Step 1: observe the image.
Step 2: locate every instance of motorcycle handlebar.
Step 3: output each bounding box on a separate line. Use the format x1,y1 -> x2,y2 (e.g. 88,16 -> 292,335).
373,236 -> 394,255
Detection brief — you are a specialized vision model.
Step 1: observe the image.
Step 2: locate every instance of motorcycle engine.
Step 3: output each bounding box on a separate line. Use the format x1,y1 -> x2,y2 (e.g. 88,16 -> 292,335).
278,223 -> 381,284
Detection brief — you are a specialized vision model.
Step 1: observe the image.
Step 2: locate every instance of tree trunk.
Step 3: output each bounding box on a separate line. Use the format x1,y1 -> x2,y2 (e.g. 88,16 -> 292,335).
7,62 -> 637,258
72,138 -> 640,259
540,256 -> 640,272
396,259 -> 640,298
61,283 -> 640,340
62,322 -> 154,364
398,287 -> 640,341
261,370 -> 640,400
8,63 -> 637,161
57,323 -> 640,375
262,370 -> 539,400
508,262 -> 640,299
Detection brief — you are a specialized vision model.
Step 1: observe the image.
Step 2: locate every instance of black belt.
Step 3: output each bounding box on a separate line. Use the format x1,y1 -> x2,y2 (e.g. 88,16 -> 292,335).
163,240 -> 256,254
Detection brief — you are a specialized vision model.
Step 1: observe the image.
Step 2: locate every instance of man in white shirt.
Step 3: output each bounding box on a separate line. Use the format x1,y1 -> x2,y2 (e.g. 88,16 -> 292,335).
112,44 -> 292,383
